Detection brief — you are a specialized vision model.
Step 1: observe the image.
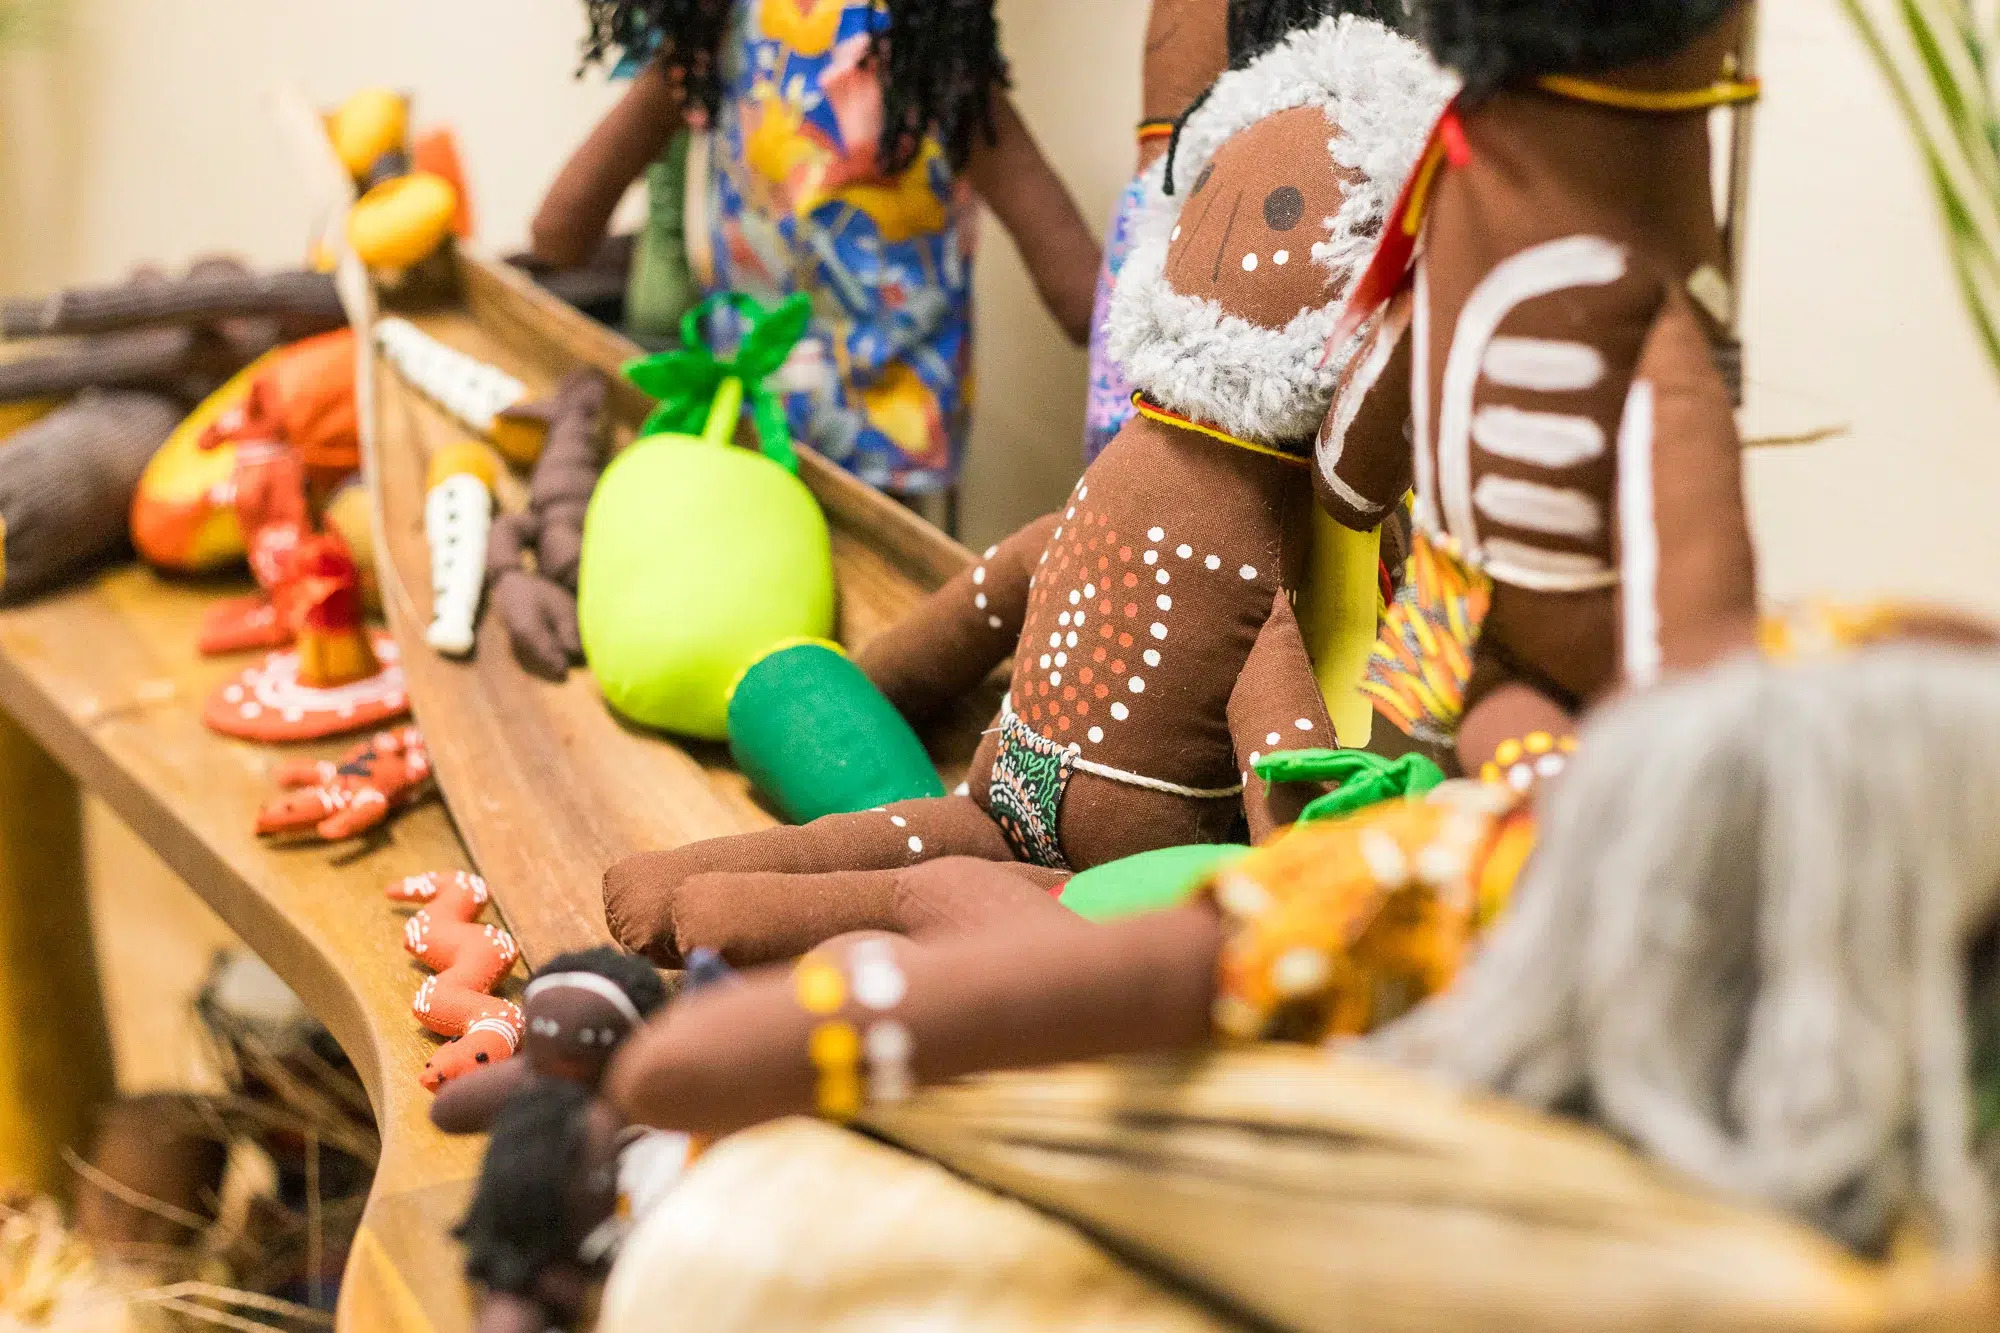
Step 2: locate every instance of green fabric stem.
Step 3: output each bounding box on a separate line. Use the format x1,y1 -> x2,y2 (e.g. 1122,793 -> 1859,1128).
727,642 -> 945,824
1254,748 -> 1447,824
624,290 -> 813,473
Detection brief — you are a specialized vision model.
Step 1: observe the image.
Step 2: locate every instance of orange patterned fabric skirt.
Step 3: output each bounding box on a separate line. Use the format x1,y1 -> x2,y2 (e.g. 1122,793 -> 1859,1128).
1202,783 -> 1531,1044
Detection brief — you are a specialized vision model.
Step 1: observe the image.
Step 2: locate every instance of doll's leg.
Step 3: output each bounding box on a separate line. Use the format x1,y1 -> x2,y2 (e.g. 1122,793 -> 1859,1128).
664,857 -> 1073,968
605,905 -> 1222,1138
604,796 -> 1016,963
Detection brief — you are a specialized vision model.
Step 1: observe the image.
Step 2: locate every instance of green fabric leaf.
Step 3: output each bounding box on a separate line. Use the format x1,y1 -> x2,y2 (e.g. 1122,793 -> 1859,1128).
1253,748 -> 1447,824
623,291 -> 811,471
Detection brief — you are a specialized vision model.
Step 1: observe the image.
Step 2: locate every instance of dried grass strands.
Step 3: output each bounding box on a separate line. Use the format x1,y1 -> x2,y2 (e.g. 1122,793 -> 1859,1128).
864,1047 -> 1991,1333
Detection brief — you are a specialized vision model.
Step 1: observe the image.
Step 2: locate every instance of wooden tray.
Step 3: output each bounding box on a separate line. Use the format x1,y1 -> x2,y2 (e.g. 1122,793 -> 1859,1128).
363,250 -> 992,964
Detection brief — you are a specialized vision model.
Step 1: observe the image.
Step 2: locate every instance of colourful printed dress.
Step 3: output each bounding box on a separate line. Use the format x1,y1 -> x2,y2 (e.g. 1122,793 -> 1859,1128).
1083,172 -> 1148,463
697,0 -> 978,496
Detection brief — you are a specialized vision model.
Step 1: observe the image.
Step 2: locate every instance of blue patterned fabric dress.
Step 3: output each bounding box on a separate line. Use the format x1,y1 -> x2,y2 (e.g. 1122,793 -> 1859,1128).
695,0 -> 978,496
1083,172 -> 1148,463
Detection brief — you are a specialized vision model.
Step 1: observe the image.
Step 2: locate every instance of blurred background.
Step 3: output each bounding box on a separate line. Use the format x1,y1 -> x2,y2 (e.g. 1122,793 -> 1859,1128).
1,0 -> 1997,600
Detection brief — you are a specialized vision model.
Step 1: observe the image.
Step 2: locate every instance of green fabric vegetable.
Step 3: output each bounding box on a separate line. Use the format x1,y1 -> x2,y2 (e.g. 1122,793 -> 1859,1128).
577,296 -> 834,741
727,641 -> 945,824
625,131 -> 700,347
1057,843 -> 1251,923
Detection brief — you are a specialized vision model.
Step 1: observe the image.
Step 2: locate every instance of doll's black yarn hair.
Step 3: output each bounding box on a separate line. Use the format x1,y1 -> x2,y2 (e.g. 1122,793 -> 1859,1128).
580,0 -> 1009,172
454,1079 -> 596,1297
1228,0 -> 1408,67
537,945 -> 669,1019
1415,0 -> 1741,102
1166,0 -> 1408,196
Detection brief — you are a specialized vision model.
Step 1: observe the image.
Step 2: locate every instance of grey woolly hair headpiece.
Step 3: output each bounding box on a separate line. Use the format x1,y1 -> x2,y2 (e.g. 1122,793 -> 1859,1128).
1106,14 -> 1451,442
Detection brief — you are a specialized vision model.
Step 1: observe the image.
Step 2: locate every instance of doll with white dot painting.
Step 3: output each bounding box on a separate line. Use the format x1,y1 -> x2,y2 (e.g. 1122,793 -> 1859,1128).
602,15 -> 1452,967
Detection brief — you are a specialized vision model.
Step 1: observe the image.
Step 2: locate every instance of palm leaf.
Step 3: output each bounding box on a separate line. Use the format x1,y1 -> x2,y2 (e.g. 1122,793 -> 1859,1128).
1843,0 -> 2000,378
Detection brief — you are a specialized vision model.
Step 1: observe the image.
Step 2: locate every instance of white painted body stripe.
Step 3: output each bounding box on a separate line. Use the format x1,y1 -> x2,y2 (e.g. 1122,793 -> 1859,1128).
1436,236 -> 1628,559
1481,538 -> 1619,592
1617,380 -> 1663,686
1472,475 -> 1604,539
1411,264 -> 1438,534
1471,405 -> 1606,469
1482,337 -> 1605,392
1317,298 -> 1409,509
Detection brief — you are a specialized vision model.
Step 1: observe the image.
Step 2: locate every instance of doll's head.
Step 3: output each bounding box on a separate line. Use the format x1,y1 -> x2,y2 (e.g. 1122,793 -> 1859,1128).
580,0 -> 1008,171
1413,0 -> 1742,101
455,1080 -> 626,1305
1107,13 -> 1448,442
523,948 -> 669,1087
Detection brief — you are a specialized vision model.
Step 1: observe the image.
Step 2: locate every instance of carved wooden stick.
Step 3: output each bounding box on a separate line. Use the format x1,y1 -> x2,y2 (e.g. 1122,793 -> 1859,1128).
0,268 -> 344,341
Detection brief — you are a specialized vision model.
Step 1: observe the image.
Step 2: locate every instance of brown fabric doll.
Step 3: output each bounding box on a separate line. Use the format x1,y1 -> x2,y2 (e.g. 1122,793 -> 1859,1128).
602,15 -> 1453,965
539,3 -> 1099,343
1314,0 -> 1760,799
485,370 -> 611,681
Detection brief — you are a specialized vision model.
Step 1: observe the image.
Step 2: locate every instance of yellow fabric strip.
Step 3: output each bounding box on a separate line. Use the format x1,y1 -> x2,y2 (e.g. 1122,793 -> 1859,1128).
1536,74 -> 1763,114
1130,395 -> 1311,469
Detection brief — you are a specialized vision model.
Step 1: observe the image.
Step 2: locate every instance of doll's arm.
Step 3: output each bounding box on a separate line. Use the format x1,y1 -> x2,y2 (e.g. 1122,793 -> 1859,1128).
1139,0 -> 1229,171
1315,302 -> 1415,532
430,1057 -> 539,1134
854,513 -> 1058,722
531,58 -> 685,269
605,905 -> 1221,1137
1229,591 -> 1341,843
961,96 -> 1100,346
1615,288 -> 1759,685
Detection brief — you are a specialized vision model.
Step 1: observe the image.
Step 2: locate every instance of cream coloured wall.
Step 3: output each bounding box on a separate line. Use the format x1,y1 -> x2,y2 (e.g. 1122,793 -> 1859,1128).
2,0 -> 1995,604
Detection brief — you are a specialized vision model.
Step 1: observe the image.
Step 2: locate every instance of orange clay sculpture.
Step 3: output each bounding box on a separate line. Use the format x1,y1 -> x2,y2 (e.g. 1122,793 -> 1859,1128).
255,726 -> 433,840
202,535 -> 410,743
386,871 -> 525,1092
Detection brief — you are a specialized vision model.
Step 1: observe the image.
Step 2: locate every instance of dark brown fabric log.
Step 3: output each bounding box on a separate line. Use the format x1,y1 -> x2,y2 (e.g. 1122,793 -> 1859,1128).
0,389 -> 181,604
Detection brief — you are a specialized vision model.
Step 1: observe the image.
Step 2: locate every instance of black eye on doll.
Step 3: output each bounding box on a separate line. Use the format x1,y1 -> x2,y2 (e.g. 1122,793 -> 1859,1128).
1190,163 -> 1214,196
475,1052 -> 490,1063
1263,185 -> 1305,231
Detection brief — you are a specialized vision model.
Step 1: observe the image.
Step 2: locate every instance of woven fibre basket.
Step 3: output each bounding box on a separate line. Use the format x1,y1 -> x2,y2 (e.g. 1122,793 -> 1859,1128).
861,1047 -> 2000,1333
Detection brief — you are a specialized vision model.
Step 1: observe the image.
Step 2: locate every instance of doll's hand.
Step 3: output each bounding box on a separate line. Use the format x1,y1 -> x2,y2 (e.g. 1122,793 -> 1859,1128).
491,569 -> 583,682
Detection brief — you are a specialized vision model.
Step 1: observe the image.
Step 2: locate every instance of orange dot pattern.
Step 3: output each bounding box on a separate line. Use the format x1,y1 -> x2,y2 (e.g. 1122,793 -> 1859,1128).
1016,485 -> 1209,750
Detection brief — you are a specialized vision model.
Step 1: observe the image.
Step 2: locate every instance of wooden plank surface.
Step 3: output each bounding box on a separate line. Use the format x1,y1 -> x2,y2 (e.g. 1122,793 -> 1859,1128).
0,566 -> 483,1333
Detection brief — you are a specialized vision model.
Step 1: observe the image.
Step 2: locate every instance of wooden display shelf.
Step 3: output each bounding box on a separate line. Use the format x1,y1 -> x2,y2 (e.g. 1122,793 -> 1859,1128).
0,566 -> 480,1332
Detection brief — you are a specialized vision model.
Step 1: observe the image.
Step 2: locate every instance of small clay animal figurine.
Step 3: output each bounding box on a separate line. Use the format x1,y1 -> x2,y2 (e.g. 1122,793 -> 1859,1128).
455,1080 -> 626,1333
1314,0 -> 1761,795
386,872 -> 525,1092
430,946 -> 668,1129
256,726 -> 434,841
601,14 -> 1452,966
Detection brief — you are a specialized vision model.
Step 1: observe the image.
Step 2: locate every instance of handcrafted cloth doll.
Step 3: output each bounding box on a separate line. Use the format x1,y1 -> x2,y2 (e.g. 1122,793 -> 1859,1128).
1314,0 -> 1761,795
600,780 -> 1528,1136
602,15 -> 1453,965
1084,0 -> 1412,463
544,0 -> 1101,497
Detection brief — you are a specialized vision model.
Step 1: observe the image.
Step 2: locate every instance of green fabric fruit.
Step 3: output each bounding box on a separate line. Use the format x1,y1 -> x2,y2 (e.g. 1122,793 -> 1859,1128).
578,295 -> 834,740
728,641 -> 945,824
1058,843 -> 1251,923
